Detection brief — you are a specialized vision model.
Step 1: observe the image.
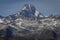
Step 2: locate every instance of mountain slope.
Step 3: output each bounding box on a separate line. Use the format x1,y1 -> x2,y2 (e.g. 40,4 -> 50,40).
0,4 -> 60,40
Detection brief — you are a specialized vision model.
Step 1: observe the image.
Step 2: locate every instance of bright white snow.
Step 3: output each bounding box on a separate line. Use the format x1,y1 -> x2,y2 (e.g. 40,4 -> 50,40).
0,19 -> 4,23
35,10 -> 39,17
22,6 -> 26,10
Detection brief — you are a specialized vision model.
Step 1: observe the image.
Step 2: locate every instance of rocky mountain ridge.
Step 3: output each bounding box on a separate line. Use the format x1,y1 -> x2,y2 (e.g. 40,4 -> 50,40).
0,4 -> 60,40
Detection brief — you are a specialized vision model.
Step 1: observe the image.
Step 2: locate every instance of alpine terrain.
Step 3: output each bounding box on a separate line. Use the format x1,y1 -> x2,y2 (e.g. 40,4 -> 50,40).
0,4 -> 60,40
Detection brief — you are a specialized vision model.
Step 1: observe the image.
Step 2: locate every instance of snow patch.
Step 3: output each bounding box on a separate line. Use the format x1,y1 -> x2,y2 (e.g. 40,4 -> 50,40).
22,6 -> 26,10
39,15 -> 44,17
16,22 -> 22,26
0,19 -> 4,23
35,10 -> 39,17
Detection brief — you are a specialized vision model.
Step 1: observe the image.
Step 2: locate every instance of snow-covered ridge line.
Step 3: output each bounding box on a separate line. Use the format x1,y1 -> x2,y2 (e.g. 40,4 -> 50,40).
0,4 -> 60,39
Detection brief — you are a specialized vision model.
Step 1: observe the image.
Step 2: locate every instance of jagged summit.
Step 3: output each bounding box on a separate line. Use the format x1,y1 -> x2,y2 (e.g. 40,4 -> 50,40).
22,4 -> 35,11
20,4 -> 36,18
20,4 -> 44,19
5,4 -> 44,20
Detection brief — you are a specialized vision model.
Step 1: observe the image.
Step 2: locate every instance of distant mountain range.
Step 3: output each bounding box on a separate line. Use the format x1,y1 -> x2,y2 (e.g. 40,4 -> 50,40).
5,4 -> 44,20
0,4 -> 60,40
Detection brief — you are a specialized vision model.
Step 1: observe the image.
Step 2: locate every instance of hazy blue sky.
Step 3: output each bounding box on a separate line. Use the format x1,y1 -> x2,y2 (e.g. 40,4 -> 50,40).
0,0 -> 60,16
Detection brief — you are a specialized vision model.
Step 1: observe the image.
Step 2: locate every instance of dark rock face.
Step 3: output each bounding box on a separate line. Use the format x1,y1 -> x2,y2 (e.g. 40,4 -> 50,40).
49,15 -> 60,20
6,26 -> 13,37
0,15 -> 4,18
0,26 -> 57,40
39,29 -> 57,40
10,29 -> 57,40
20,4 -> 36,19
5,14 -> 17,20
24,30 -> 57,40
23,4 -> 36,15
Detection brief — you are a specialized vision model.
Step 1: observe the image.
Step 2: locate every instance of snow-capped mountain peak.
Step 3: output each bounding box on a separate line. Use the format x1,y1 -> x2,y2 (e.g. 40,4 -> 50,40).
20,4 -> 44,19
5,4 -> 44,20
0,4 -> 60,40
